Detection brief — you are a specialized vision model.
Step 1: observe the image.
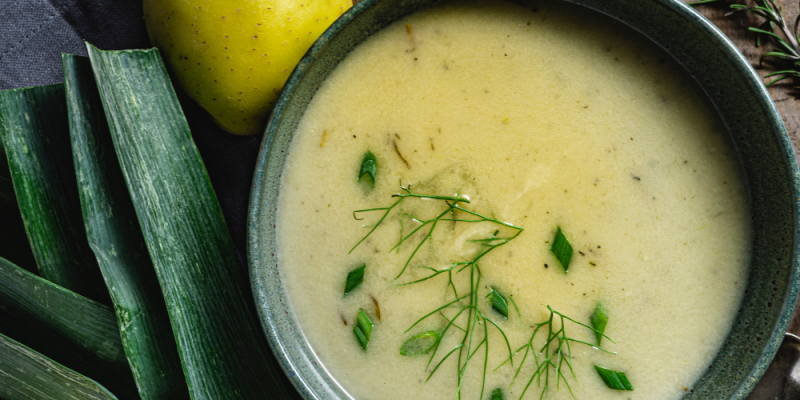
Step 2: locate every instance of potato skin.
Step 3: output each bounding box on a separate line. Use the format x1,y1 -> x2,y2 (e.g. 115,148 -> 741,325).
143,0 -> 350,135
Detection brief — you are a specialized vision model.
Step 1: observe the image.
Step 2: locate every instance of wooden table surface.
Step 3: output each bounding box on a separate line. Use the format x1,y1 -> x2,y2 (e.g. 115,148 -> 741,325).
686,0 -> 800,336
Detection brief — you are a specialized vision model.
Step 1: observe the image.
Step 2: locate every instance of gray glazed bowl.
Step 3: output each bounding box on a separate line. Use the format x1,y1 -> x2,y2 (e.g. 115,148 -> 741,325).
248,0 -> 800,398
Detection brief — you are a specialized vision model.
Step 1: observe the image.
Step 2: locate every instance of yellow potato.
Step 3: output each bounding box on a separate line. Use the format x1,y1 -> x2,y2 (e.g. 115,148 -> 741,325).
143,0 -> 351,135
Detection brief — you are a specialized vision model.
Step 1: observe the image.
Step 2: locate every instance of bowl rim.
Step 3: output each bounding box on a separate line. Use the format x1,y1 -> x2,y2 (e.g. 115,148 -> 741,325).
247,0 -> 800,398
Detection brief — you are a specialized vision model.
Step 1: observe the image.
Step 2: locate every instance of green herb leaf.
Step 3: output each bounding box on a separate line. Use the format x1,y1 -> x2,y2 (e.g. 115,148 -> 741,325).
354,309 -> 374,351
358,150 -> 377,187
488,287 -> 509,319
400,331 -> 440,356
344,264 -> 366,296
490,387 -> 504,400
0,83 -> 110,304
86,43 -> 296,399
595,365 -> 633,391
591,302 -> 609,345
62,53 -> 189,399
0,333 -> 119,400
550,226 -> 573,272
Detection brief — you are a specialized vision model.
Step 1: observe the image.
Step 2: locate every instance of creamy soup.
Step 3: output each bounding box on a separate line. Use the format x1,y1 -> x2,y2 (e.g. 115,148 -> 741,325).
275,1 -> 751,399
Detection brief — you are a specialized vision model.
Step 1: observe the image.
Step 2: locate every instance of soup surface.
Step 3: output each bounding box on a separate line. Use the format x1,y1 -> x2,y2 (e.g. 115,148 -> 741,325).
275,1 -> 751,399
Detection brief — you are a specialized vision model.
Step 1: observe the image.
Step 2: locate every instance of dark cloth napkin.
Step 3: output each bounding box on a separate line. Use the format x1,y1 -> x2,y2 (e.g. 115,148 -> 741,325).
1,0 -> 262,269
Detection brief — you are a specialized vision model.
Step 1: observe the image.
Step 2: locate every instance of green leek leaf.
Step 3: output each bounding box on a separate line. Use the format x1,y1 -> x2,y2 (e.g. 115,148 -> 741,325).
400,331 -> 440,356
550,226 -> 573,273
86,43 -> 298,399
0,257 -> 138,399
590,302 -> 608,346
0,84 -> 109,303
0,333 -> 118,400
358,150 -> 377,187
0,149 -> 36,273
344,264 -> 366,296
594,365 -> 633,391
62,53 -> 189,400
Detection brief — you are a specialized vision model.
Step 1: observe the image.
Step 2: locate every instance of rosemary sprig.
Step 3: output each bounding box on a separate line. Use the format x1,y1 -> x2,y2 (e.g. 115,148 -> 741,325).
691,0 -> 800,86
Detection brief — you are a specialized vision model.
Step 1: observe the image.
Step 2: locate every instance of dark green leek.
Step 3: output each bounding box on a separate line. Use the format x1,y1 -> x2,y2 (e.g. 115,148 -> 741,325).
62,54 -> 189,400
0,146 -> 36,273
0,83 -> 109,303
86,43 -> 298,399
0,257 -> 137,399
0,333 -> 118,400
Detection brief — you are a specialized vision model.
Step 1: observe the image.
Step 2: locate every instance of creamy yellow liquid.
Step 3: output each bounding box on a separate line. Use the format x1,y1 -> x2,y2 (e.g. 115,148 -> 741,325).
276,1 -> 751,399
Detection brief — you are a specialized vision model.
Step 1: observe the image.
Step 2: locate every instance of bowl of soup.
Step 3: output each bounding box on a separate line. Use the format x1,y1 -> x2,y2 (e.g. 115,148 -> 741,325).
247,0 -> 800,398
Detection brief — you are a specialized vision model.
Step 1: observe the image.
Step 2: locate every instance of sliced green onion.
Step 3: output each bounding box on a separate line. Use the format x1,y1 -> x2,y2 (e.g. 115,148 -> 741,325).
595,365 -> 633,391
591,302 -> 609,345
550,226 -> 573,273
400,331 -> 440,356
354,325 -> 369,351
357,308 -> 374,339
490,387 -> 505,400
344,264 -> 366,296
354,309 -> 374,351
488,287 -> 509,319
358,150 -> 377,187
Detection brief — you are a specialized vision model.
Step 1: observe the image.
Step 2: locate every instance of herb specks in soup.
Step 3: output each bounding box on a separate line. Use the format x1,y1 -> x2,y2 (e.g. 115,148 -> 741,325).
275,0 -> 751,399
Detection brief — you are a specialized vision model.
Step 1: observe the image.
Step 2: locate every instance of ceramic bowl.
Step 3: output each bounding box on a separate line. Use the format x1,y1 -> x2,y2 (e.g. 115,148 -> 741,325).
248,0 -> 800,398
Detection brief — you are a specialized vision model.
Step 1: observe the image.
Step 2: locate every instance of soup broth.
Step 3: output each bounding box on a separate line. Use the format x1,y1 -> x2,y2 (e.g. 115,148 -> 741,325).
275,1 -> 751,399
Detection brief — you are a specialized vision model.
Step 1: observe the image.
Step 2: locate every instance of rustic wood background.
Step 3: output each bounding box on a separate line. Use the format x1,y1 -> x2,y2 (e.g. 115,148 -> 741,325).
685,1 -> 800,336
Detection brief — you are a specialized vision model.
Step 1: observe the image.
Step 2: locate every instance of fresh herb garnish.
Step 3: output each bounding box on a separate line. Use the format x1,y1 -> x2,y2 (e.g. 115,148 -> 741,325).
344,264 -> 366,296
591,302 -> 609,345
351,186 -> 623,399
550,227 -> 573,272
488,287 -> 509,319
400,331 -> 440,356
351,184 -> 521,280
594,365 -> 633,391
354,308 -> 373,351
490,387 -> 505,400
495,305 -> 616,399
691,0 -> 800,86
353,184 -> 522,399
358,151 -> 377,187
